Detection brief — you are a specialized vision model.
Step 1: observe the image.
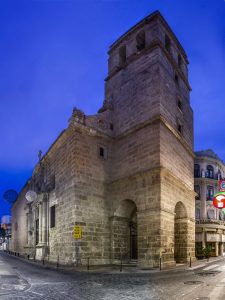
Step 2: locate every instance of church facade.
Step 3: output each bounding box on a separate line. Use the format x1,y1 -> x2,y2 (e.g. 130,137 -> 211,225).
11,11 -> 195,268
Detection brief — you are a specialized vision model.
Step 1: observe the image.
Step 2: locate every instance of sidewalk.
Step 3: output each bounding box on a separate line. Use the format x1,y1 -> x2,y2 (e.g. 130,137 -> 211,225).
2,251 -> 225,275
185,256 -> 225,271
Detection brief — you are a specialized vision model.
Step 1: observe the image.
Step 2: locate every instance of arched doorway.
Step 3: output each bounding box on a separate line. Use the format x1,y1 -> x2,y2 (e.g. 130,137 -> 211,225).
174,201 -> 188,263
112,200 -> 137,262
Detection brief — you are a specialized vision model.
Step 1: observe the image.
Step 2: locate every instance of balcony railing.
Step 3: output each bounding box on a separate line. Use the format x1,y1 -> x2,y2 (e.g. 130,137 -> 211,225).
194,172 -> 223,180
196,219 -> 225,225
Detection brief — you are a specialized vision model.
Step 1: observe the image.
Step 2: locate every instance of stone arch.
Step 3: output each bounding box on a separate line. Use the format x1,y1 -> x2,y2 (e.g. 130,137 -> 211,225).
174,201 -> 188,263
111,199 -> 138,263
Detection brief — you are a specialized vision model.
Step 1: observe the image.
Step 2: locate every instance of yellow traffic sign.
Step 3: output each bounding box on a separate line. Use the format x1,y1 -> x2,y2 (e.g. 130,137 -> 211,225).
73,226 -> 82,239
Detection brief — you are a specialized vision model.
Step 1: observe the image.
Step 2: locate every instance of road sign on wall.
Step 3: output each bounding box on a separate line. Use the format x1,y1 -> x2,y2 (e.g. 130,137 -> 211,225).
213,192 -> 225,209
73,226 -> 82,239
219,180 -> 225,192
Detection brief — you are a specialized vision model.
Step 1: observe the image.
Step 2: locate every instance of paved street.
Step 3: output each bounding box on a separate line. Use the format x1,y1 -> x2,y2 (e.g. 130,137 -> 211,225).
1,252 -> 225,299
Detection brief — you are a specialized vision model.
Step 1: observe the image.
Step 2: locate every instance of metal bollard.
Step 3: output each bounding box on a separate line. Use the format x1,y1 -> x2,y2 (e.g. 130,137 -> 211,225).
159,257 -> 162,271
87,258 -> 90,271
189,255 -> 192,268
57,255 -> 59,268
34,255 -> 36,262
28,254 -> 30,260
120,256 -> 123,272
43,258 -> 45,265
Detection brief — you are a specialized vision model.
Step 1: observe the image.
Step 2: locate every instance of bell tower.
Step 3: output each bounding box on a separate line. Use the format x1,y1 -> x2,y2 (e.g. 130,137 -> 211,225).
107,11 -> 195,267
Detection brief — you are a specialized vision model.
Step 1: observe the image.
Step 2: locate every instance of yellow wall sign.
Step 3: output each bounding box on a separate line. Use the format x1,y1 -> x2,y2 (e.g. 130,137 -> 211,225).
73,226 -> 82,239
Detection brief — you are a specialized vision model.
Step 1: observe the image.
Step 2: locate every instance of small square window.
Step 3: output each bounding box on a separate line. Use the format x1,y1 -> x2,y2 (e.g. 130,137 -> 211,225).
99,147 -> 104,157
99,146 -> 107,159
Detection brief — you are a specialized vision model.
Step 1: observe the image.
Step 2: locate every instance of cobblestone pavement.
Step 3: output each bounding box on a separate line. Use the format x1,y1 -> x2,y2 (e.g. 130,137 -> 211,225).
1,252 -> 225,299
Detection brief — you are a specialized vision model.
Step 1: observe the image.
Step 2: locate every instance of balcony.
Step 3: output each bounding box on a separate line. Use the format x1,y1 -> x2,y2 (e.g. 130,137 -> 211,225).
196,219 -> 225,226
194,171 -> 222,180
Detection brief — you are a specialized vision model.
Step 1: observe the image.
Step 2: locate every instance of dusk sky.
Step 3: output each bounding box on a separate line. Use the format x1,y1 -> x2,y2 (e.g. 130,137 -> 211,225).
0,0 -> 225,218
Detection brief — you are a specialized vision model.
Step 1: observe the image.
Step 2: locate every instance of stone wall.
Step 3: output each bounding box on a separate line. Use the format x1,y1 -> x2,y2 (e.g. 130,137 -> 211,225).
11,184 -> 29,255
11,11 -> 195,268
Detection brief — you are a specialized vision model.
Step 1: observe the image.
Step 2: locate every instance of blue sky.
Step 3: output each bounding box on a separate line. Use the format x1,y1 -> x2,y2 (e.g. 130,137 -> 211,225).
0,0 -> 225,217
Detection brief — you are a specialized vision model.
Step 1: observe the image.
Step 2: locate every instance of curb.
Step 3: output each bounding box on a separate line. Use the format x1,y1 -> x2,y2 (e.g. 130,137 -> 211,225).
2,251 -> 225,275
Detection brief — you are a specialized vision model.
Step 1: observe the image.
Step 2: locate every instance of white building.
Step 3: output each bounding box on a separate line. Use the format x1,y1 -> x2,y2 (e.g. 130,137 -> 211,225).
195,149 -> 225,257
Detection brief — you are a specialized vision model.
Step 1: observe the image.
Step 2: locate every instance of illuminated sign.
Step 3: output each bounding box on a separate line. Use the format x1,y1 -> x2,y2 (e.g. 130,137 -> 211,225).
213,192 -> 225,209
219,180 -> 225,192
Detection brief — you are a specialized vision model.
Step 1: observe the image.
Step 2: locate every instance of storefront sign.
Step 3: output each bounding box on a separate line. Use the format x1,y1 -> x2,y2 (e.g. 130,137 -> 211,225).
206,233 -> 220,242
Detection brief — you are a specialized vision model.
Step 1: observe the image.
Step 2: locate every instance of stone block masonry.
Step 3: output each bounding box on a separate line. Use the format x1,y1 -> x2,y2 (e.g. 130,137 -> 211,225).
11,11 -> 195,268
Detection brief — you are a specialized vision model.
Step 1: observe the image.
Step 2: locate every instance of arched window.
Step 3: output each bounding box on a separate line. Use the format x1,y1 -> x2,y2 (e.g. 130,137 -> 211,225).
194,164 -> 200,178
194,185 -> 200,200
119,45 -> 126,66
207,186 -> 214,200
136,31 -> 145,51
206,165 -> 214,179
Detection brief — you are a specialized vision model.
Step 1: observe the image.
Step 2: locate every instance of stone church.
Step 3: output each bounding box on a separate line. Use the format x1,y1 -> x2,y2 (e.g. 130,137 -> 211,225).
11,11 -> 195,268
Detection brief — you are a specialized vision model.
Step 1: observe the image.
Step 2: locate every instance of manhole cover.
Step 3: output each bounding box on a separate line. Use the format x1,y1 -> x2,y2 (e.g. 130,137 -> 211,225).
184,281 -> 203,285
197,271 -> 221,277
